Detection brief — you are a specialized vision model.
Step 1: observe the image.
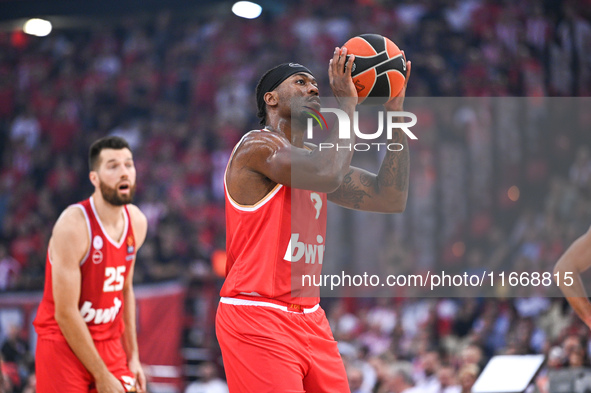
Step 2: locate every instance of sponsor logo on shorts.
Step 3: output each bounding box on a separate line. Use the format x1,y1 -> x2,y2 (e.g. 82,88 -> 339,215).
121,375 -> 137,392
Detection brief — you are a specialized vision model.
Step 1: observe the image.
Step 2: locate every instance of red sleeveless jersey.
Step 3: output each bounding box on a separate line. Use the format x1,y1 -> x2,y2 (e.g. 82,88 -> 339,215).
222,130 -> 327,307
34,197 -> 135,341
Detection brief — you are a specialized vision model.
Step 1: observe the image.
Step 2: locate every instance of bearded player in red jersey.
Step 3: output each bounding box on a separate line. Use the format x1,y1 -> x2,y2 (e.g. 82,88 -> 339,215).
217,47 -> 411,392
33,136 -> 147,393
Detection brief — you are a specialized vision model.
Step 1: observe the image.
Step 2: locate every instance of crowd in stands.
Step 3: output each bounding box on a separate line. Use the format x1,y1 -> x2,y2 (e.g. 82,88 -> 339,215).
1,0 -> 591,391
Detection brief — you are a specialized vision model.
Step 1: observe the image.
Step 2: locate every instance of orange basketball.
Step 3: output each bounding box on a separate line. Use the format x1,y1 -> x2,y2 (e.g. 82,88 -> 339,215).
343,34 -> 406,105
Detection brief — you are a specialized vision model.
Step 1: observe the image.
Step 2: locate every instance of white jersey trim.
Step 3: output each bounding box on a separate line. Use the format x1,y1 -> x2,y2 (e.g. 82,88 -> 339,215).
224,129 -> 284,212
89,196 -> 128,248
225,182 -> 283,212
220,297 -> 320,314
72,204 -> 92,266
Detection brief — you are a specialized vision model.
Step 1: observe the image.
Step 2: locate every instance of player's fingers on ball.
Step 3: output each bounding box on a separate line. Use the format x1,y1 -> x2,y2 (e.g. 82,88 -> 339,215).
331,47 -> 340,73
399,49 -> 410,82
334,47 -> 343,71
332,47 -> 340,64
345,54 -> 355,77
329,54 -> 338,78
328,64 -> 336,85
338,47 -> 348,72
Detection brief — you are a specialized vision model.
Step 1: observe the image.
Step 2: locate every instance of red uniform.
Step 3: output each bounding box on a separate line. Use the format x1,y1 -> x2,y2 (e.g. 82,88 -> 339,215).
216,130 -> 349,393
34,197 -> 137,393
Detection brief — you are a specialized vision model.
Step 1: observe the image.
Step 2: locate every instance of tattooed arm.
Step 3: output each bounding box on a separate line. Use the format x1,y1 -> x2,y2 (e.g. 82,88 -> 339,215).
327,128 -> 409,212
327,57 -> 411,213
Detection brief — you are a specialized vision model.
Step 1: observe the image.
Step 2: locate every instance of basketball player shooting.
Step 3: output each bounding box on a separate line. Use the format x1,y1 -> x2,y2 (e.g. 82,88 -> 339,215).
216,46 -> 411,392
33,137 -> 147,393
554,227 -> 591,330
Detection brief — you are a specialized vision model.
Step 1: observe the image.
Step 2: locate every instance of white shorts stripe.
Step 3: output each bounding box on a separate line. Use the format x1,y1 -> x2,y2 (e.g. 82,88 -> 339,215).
220,297 -> 319,314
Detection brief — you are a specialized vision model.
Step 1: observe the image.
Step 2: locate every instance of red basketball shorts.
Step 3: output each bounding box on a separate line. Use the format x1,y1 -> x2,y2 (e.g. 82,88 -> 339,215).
36,336 -> 136,393
216,297 -> 349,393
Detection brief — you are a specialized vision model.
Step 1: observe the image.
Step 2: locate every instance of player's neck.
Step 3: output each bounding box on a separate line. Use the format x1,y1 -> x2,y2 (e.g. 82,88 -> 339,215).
268,118 -> 305,148
91,192 -> 123,227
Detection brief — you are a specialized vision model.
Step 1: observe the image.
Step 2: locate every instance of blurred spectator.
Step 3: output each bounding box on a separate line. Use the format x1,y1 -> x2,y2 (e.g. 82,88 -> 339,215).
0,246 -> 20,291
347,364 -> 370,393
184,362 -> 228,393
414,350 -> 440,392
554,3 -> 591,95
436,364 -> 461,393
459,344 -> 484,370
1,325 -> 30,366
9,107 -> 40,151
20,373 -> 35,393
569,146 -> 591,193
383,362 -> 421,393
0,357 -> 13,393
457,364 -> 478,393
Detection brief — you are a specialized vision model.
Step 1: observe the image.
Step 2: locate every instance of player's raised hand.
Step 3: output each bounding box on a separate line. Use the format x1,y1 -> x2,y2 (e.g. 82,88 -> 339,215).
384,50 -> 411,112
328,47 -> 357,107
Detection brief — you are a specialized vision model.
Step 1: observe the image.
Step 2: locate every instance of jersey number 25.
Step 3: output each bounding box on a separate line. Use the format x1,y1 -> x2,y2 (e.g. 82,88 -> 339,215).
103,266 -> 126,292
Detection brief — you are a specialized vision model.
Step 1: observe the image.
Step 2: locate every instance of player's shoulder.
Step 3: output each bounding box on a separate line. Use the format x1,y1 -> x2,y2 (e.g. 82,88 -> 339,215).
126,203 -> 146,222
231,129 -> 291,166
126,204 -> 147,232
126,203 -> 148,244
238,129 -> 290,151
51,205 -> 89,243
55,205 -> 87,229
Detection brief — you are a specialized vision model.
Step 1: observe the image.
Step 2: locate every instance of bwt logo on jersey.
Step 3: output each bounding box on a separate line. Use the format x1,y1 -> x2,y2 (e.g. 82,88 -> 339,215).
80,297 -> 122,324
284,233 -> 325,265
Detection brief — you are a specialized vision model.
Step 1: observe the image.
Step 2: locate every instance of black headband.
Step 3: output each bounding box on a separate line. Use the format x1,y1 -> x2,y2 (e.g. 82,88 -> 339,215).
256,62 -> 313,115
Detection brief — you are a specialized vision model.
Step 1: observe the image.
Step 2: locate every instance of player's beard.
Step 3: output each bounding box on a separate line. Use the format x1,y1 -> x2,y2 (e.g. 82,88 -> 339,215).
291,98 -> 313,127
99,180 -> 136,206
